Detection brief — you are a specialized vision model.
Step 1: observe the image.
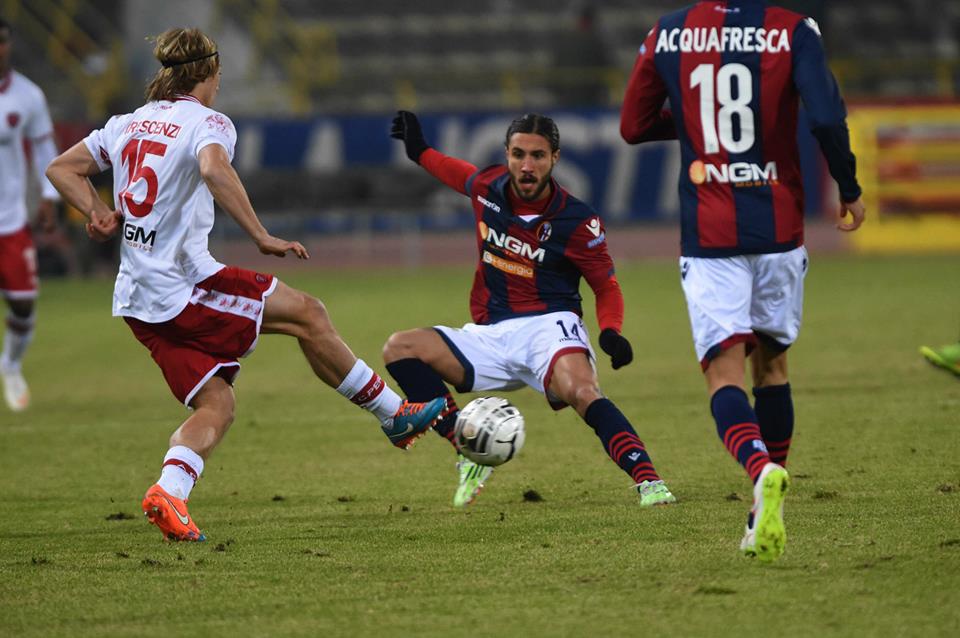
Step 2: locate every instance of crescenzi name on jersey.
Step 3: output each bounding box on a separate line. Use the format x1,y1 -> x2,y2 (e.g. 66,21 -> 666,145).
123,119 -> 183,139
689,160 -> 779,186
655,26 -> 791,54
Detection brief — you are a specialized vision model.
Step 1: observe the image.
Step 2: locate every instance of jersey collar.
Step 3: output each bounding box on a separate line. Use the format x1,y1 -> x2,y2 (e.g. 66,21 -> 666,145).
491,170 -> 568,227
0,71 -> 12,94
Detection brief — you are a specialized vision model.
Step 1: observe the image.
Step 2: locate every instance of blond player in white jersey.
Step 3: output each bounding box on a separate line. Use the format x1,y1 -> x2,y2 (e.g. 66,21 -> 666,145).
0,18 -> 60,412
46,28 -> 444,542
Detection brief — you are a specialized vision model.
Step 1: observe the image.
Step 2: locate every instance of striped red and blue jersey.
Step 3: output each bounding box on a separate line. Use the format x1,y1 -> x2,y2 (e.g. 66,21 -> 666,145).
417,148 -> 624,328
621,0 -> 861,258
464,166 -> 616,325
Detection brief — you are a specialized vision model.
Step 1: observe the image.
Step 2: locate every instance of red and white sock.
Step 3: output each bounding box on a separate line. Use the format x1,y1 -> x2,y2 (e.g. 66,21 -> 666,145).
335,359 -> 403,425
157,446 -> 204,500
0,312 -> 35,374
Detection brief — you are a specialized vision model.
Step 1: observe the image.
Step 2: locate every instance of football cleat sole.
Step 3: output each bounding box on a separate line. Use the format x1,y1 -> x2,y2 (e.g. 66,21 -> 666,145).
753,466 -> 789,563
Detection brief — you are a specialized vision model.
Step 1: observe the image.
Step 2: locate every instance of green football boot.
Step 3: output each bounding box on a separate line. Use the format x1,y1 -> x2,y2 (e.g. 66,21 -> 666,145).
453,455 -> 494,507
636,479 -> 677,507
920,343 -> 960,377
741,463 -> 790,563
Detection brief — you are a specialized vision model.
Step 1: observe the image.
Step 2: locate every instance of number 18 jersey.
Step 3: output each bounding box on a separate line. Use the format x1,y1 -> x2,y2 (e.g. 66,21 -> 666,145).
622,0 -> 851,257
84,95 -> 235,322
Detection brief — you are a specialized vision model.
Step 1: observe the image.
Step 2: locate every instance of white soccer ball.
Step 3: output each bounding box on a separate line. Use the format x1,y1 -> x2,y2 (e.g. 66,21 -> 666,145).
454,396 -> 526,467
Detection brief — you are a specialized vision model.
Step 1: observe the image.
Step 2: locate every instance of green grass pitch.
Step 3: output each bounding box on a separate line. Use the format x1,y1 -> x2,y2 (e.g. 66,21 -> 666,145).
1,254 -> 958,637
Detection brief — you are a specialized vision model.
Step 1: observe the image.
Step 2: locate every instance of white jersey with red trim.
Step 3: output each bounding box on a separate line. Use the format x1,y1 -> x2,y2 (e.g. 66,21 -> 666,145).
0,71 -> 58,235
84,96 -> 236,323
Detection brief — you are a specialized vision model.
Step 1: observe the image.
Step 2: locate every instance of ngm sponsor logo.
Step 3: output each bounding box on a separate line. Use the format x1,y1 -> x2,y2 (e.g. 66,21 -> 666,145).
479,221 -> 545,263
688,160 -> 778,187
124,222 -> 156,251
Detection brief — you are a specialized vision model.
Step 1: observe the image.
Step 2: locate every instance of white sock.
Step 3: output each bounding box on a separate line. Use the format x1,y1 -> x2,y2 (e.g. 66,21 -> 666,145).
0,312 -> 35,374
157,445 -> 204,500
335,358 -> 403,425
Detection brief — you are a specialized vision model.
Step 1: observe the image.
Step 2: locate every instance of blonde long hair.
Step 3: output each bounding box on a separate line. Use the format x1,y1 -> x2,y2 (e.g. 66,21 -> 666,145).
144,28 -> 219,102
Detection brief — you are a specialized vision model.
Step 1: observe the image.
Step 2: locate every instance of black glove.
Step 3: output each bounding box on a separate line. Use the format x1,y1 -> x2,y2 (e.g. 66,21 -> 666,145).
390,110 -> 429,164
599,328 -> 633,370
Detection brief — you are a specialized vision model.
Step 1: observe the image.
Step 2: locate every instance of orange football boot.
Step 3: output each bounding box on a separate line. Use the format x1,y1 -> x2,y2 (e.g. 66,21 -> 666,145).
141,484 -> 206,542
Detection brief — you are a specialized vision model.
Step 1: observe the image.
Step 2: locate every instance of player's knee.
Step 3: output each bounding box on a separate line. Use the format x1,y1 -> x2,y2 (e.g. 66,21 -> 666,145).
752,349 -> 789,387
221,402 -> 236,429
301,293 -> 327,323
216,386 -> 236,425
563,382 -> 602,414
192,378 -> 235,419
576,385 -> 603,411
754,365 -> 788,387
382,330 -> 419,363
301,294 -> 337,339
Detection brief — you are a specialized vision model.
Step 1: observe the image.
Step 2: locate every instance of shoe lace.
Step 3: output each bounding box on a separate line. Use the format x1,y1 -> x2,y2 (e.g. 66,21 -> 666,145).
396,401 -> 421,417
632,480 -> 663,494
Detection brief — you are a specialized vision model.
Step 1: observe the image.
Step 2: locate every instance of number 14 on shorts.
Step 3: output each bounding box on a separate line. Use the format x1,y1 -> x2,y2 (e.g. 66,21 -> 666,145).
556,319 -> 586,344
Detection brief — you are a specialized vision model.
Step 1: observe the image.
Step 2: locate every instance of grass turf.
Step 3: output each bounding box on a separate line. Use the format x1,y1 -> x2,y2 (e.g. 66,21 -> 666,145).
1,254 -> 958,637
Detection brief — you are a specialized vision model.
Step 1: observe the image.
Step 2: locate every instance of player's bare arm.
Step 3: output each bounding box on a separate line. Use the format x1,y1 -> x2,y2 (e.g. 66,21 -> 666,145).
837,197 -> 866,232
45,142 -> 122,241
197,144 -> 309,259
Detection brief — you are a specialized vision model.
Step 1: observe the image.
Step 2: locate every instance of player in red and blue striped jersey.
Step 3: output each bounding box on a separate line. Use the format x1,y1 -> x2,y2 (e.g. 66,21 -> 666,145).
621,0 -> 866,562
385,111 -> 676,509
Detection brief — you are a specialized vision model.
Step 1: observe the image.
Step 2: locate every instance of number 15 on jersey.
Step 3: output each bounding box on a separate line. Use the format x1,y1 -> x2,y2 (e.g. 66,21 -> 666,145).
120,139 -> 168,218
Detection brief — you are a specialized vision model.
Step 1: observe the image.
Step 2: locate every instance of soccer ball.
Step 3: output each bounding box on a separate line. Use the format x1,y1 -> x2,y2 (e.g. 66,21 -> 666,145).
454,396 -> 525,466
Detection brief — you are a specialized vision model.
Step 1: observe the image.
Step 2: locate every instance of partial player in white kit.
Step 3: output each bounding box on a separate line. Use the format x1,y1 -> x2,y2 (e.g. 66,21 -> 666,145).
0,17 -> 60,412
46,27 -> 444,542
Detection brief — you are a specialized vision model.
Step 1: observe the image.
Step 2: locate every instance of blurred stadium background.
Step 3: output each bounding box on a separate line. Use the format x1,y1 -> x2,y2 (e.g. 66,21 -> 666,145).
6,0 -> 960,273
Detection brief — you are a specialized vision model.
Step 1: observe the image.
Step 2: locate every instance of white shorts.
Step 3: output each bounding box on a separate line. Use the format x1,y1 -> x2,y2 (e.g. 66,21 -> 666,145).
435,311 -> 596,410
679,246 -> 808,369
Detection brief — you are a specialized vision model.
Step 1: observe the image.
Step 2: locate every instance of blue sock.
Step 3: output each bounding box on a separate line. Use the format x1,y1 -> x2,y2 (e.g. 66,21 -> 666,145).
583,398 -> 660,484
753,383 -> 793,467
710,386 -> 770,483
385,358 -> 458,447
